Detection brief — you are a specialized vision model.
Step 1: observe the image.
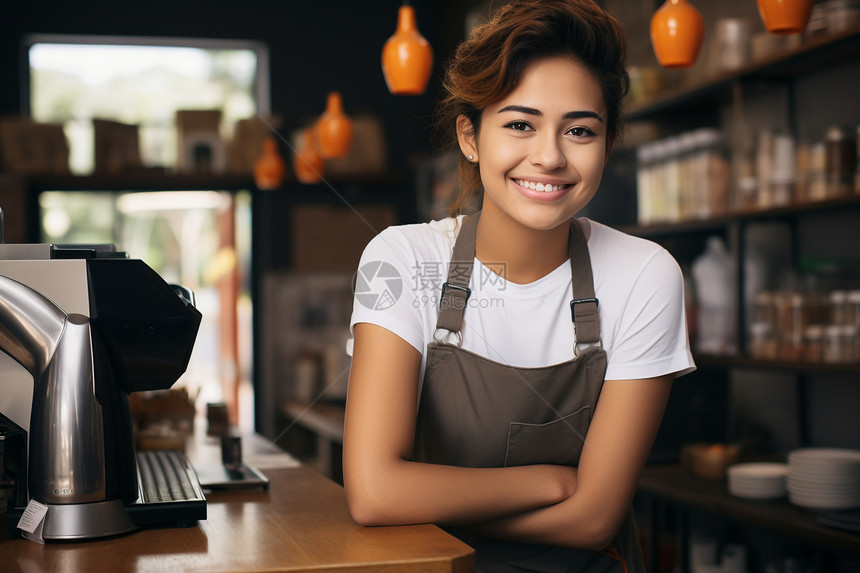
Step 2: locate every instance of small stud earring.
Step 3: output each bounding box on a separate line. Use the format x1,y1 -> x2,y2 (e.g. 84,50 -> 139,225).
468,154 -> 474,161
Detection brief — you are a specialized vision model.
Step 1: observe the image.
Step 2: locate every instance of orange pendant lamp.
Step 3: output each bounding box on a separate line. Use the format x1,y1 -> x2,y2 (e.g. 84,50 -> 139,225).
650,0 -> 705,69
253,136 -> 286,190
316,92 -> 353,159
757,0 -> 814,34
294,128 -> 324,184
381,1 -> 433,95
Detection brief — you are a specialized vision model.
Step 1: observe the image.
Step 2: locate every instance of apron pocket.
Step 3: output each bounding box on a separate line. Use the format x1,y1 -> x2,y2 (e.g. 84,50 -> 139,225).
504,406 -> 591,467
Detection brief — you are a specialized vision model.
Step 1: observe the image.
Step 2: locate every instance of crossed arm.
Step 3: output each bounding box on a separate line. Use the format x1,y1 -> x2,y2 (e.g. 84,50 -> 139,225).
342,322 -> 673,550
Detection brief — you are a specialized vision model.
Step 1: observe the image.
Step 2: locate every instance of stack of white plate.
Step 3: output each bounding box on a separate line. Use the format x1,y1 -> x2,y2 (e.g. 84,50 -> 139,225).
786,448 -> 860,510
727,462 -> 787,499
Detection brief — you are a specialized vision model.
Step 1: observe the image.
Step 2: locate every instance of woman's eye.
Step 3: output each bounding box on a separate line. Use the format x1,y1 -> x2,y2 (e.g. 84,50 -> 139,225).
504,121 -> 532,132
568,126 -> 596,138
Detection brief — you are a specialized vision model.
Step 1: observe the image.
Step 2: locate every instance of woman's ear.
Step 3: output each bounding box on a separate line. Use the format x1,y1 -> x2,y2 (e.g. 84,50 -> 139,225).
456,115 -> 478,160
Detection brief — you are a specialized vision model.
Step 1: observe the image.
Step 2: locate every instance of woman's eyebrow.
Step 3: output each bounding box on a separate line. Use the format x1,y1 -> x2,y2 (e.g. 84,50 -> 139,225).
497,105 -> 603,123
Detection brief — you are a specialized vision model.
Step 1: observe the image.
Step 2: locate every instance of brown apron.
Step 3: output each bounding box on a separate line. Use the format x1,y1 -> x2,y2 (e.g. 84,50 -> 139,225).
412,212 -> 644,573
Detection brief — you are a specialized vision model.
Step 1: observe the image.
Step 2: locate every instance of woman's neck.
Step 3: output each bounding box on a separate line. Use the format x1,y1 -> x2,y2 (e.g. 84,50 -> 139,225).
473,206 -> 570,285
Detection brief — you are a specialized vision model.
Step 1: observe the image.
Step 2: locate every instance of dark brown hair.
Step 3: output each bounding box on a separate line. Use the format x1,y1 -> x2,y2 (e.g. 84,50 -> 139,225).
438,0 -> 629,216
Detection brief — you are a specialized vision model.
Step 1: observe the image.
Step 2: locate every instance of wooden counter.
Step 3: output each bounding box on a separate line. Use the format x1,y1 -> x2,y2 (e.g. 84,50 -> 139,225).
0,428 -> 475,573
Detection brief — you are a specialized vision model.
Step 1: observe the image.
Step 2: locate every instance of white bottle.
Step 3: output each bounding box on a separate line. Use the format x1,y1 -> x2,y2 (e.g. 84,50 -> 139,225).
692,236 -> 737,354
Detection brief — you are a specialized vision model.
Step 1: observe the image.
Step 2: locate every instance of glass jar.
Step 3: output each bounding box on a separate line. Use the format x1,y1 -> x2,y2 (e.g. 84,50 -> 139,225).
823,324 -> 856,363
636,143 -> 655,225
770,133 -> 795,207
754,291 -> 778,328
825,125 -> 857,198
847,290 -> 860,330
795,142 -> 811,203
757,130 -> 775,209
750,321 -> 778,359
830,290 -> 849,324
664,137 -> 682,223
855,125 -> 860,194
803,324 -> 825,363
808,142 -> 828,201
776,291 -> 805,361
677,132 -> 698,222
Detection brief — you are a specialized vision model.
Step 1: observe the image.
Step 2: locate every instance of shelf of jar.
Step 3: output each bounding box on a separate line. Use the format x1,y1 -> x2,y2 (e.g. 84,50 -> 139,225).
694,353 -> 860,374
624,25 -> 860,123
619,192 -> 860,238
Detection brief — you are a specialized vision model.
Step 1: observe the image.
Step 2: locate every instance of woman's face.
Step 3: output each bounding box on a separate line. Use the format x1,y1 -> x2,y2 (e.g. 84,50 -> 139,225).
458,55 -> 608,231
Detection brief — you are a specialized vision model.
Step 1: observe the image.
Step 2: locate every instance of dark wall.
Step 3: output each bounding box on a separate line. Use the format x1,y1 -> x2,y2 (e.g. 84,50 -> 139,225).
0,0 -> 473,172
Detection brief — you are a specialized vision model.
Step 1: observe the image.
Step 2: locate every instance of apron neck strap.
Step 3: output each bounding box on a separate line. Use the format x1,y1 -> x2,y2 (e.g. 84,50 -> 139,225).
435,212 -> 600,345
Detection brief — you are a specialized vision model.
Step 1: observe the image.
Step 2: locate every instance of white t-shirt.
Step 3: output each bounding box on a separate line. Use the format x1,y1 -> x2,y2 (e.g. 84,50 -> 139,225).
348,216 -> 695,382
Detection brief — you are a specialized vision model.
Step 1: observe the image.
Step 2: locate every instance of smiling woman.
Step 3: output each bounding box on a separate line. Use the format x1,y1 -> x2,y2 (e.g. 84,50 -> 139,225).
343,1 -> 695,571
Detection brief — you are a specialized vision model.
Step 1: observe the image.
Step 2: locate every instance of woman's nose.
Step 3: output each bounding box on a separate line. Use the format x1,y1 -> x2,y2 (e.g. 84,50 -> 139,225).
529,134 -> 566,170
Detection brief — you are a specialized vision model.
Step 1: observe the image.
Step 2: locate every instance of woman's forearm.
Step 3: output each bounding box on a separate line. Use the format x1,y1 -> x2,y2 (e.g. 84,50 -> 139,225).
467,490 -> 611,551
344,458 -> 577,527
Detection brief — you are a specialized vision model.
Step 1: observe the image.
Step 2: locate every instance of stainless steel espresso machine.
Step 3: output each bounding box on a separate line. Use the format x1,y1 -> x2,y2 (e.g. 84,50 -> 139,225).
0,239 -> 205,541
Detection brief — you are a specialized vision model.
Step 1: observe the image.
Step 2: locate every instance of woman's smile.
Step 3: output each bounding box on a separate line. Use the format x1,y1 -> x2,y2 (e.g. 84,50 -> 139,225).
512,178 -> 575,202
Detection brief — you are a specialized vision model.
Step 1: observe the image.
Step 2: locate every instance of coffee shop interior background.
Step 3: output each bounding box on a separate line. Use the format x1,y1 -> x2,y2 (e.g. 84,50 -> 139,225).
1,0 -> 860,570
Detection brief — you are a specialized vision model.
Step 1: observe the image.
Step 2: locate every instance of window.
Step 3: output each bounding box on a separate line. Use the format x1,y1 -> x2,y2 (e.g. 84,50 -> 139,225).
26,34 -> 269,174
27,35 -> 266,430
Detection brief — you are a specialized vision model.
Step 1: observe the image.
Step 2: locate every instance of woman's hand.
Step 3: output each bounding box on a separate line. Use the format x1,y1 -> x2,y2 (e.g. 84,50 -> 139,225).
466,375 -> 673,550
343,323 -> 580,527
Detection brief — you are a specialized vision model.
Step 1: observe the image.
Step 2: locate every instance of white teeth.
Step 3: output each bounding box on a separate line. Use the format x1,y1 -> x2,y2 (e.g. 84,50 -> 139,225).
516,179 -> 561,193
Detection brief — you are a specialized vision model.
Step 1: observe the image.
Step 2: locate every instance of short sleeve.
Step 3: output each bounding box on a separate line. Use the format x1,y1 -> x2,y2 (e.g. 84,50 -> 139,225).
347,227 -> 426,357
603,248 -> 695,380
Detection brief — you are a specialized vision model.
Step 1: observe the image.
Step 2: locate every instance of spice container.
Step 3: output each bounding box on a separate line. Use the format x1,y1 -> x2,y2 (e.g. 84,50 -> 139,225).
754,291 -> 778,327
825,125 -> 857,198
795,142 -> 811,203
808,142 -> 828,201
757,130 -> 774,208
855,125 -> 860,194
776,291 -> 805,361
824,324 -> 856,363
803,324 -> 825,362
750,321 -> 778,359
677,132 -> 698,221
636,144 -> 655,225
770,133 -> 795,207
830,290 -> 850,324
847,290 -> 860,329
714,18 -> 752,71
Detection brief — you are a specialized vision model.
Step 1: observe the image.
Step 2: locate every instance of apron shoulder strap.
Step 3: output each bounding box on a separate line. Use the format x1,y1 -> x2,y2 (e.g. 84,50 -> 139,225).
568,220 -> 600,345
436,212 -> 480,333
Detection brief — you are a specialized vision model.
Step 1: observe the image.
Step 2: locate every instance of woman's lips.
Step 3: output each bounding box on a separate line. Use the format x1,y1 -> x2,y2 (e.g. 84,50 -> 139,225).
512,178 -> 572,202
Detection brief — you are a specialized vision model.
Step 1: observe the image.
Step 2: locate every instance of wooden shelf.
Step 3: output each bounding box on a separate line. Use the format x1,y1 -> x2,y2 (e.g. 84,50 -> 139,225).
625,26 -> 860,122
24,171 -> 402,192
26,172 -> 257,191
639,465 -> 860,553
619,194 -> 860,238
